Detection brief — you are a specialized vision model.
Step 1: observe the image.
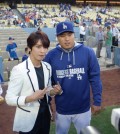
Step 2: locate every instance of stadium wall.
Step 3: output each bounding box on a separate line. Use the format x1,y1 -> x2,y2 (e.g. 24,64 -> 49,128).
23,27 -> 80,42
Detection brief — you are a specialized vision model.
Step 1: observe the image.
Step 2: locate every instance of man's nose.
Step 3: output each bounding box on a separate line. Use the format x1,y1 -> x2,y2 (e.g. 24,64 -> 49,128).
65,35 -> 69,40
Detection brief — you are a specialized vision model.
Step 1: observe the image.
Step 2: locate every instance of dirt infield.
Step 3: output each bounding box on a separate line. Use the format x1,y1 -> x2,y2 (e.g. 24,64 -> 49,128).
0,68 -> 120,134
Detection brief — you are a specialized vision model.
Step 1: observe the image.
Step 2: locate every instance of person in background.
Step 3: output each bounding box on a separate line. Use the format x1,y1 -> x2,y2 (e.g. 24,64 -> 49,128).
105,26 -> 112,59
43,23 -> 48,28
118,29 -> 120,47
111,24 -> 119,47
37,27 -> 41,31
96,15 -> 102,25
13,18 -> 18,26
44,21 -> 102,134
0,73 -> 4,83
95,26 -> 104,58
0,77 -> 4,105
79,23 -> 86,43
22,47 -> 29,62
6,37 -> 19,61
34,16 -> 38,27
5,31 -> 62,134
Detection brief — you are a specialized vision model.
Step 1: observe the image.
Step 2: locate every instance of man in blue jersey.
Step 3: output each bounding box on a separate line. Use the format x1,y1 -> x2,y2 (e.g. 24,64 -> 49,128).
6,37 -> 19,61
44,21 -> 102,134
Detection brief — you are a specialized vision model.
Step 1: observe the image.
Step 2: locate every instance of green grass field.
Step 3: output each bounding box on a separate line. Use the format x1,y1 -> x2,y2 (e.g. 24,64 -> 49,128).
50,105 -> 120,134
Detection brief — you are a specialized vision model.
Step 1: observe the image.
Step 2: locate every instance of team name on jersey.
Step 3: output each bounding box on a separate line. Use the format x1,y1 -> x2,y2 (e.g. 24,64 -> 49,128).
56,68 -> 85,80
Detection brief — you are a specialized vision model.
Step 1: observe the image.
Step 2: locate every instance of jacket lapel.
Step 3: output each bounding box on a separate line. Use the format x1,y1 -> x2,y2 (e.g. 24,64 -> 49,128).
41,61 -> 50,88
26,58 -> 39,92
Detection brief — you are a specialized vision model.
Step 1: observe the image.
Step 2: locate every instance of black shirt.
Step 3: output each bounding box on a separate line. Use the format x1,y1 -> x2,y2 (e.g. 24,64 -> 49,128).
35,66 -> 47,104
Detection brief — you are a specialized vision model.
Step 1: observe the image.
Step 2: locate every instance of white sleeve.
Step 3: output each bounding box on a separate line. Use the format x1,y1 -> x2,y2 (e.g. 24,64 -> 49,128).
5,66 -> 27,106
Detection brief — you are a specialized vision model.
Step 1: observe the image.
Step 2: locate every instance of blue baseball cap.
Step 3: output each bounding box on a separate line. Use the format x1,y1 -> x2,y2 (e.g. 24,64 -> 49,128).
9,37 -> 14,40
56,21 -> 74,36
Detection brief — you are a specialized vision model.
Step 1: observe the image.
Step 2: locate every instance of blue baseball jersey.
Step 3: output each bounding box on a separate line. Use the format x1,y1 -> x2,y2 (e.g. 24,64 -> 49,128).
6,43 -> 18,59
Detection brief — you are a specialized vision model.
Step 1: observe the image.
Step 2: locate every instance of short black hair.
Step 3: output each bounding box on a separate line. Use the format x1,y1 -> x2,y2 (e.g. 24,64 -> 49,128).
27,31 -> 50,50
83,23 -> 86,26
107,26 -> 111,30
25,47 -> 28,52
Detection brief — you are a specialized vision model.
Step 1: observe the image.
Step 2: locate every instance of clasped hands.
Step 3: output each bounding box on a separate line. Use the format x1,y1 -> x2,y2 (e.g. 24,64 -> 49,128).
33,84 -> 62,100
25,84 -> 62,103
49,84 -> 63,96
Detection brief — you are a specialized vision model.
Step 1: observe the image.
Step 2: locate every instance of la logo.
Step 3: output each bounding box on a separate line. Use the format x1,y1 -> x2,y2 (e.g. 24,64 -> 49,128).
63,23 -> 67,29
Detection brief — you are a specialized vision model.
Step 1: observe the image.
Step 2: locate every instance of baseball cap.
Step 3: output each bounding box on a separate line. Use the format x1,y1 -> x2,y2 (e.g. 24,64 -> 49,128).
56,21 -> 74,36
9,37 -> 14,40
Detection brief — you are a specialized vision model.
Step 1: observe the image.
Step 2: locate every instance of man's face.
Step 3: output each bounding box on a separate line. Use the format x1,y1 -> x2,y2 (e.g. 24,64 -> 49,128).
9,39 -> 13,44
112,25 -> 115,28
107,28 -> 110,32
57,32 -> 75,50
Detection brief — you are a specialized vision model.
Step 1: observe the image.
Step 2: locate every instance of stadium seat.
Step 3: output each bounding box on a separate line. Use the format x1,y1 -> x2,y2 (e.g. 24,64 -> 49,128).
3,60 -> 19,72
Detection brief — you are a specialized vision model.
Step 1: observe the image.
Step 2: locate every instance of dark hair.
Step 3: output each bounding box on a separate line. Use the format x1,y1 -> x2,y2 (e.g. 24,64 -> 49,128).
83,23 -> 86,26
107,26 -> 111,30
27,31 -> 50,50
37,27 -> 41,31
25,47 -> 28,52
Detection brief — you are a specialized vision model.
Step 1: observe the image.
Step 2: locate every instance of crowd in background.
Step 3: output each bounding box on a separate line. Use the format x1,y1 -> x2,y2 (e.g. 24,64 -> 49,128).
0,3 -> 120,82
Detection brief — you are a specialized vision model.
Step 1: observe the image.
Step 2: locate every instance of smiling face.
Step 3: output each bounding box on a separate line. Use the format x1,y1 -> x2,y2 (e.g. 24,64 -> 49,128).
30,39 -> 48,62
57,32 -> 75,50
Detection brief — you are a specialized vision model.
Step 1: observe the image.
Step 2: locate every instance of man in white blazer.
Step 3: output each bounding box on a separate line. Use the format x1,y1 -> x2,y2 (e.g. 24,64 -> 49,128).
5,31 -> 62,134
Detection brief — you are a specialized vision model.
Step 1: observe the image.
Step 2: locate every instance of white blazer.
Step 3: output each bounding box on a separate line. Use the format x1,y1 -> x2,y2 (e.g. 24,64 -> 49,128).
5,57 -> 52,132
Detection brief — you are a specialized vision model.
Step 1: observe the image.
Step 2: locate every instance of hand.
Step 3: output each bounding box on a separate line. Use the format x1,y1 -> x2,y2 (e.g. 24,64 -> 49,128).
32,88 -> 49,100
91,105 -> 102,115
25,88 -> 49,103
0,96 -> 4,105
52,84 -> 63,95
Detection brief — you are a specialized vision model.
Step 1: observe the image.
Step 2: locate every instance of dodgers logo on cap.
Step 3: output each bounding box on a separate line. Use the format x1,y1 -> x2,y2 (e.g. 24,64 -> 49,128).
63,23 -> 67,29
56,21 -> 74,36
